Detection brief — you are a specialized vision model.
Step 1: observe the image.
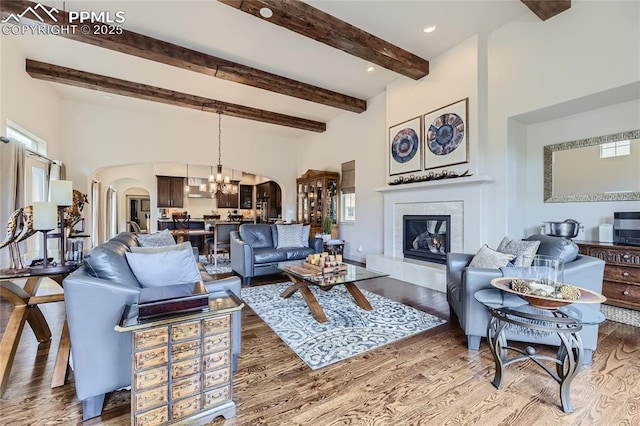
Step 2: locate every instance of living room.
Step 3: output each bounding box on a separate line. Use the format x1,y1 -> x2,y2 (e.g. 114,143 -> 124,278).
1,0 -> 639,424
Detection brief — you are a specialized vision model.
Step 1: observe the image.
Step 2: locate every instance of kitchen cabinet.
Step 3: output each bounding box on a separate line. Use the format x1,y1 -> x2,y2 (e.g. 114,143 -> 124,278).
296,170 -> 339,237
157,176 -> 185,208
256,181 -> 281,222
216,185 -> 239,209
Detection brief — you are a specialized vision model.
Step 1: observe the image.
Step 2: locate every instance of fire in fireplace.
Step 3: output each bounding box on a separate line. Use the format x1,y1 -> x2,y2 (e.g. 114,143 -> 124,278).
403,215 -> 451,264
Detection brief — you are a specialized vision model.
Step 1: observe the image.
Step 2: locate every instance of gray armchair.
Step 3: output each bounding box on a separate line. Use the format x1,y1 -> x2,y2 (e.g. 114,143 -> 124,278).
63,232 -> 242,420
446,235 -> 605,365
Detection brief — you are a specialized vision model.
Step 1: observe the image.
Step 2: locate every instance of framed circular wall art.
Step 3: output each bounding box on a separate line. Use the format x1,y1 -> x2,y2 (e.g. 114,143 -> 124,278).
423,98 -> 469,170
389,116 -> 422,175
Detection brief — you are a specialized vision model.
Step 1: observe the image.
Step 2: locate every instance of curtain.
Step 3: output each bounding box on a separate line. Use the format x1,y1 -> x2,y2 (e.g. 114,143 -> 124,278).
0,140 -> 25,269
91,180 -> 100,247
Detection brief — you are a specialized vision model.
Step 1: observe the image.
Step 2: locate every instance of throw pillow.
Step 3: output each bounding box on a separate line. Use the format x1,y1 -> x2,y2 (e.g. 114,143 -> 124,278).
524,234 -> 579,263
496,236 -> 541,266
469,245 -> 516,268
276,224 -> 305,249
300,224 -> 311,247
130,241 -> 193,254
137,229 -> 176,247
125,249 -> 201,288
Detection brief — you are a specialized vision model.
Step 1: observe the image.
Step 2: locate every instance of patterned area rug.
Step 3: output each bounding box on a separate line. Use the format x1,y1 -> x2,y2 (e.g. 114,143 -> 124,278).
241,282 -> 446,369
199,255 -> 232,274
601,304 -> 640,327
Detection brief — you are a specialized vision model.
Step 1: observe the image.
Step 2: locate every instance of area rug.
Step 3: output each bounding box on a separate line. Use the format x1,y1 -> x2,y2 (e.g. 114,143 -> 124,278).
601,304 -> 640,327
199,255 -> 232,274
240,282 -> 446,369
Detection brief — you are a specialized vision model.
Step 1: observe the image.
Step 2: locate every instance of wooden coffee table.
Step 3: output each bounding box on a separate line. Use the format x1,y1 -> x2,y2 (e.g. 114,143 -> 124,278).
277,262 -> 388,323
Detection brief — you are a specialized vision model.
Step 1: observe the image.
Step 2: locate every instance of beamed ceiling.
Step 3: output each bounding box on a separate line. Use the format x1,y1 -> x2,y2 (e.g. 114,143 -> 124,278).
1,0 -> 568,137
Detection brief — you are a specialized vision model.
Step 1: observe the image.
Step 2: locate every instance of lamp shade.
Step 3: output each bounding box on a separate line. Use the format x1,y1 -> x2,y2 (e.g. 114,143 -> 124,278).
33,201 -> 57,230
49,180 -> 73,206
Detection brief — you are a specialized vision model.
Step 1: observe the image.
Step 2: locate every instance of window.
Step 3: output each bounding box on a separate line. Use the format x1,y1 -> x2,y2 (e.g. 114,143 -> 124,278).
342,193 -> 356,222
600,140 -> 630,158
341,160 -> 355,222
6,122 -> 47,155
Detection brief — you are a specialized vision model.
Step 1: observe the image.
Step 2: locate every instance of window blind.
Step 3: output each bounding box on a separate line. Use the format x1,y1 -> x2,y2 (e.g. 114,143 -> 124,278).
341,160 -> 355,193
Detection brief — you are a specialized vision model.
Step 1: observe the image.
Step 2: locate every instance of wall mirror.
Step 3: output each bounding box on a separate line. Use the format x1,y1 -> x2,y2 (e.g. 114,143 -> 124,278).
544,129 -> 640,202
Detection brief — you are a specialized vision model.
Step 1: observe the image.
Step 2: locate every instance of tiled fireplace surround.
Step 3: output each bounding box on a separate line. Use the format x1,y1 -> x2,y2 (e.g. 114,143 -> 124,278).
367,176 -> 494,293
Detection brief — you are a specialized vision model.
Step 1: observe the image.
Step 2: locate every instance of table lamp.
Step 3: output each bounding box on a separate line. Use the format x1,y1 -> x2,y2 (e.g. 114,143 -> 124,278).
32,201 -> 57,268
49,180 -> 73,265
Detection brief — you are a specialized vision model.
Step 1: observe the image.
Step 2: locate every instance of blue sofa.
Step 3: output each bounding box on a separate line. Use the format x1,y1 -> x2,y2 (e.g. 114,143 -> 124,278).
63,232 -> 241,420
230,223 -> 323,285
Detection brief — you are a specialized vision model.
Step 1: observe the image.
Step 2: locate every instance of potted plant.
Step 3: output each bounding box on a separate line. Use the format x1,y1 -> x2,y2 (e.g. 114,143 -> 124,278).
322,216 -> 333,242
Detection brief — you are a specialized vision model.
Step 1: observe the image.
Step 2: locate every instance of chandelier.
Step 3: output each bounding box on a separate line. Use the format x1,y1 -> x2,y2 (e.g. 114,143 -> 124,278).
209,112 -> 237,196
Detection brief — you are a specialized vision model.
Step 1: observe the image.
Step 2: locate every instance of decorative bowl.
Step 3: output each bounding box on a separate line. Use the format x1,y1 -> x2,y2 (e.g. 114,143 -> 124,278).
543,219 -> 582,238
491,277 -> 606,309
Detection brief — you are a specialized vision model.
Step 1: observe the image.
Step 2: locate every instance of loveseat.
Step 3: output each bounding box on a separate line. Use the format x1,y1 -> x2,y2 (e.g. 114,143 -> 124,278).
446,234 -> 605,364
230,223 -> 323,285
63,232 -> 242,420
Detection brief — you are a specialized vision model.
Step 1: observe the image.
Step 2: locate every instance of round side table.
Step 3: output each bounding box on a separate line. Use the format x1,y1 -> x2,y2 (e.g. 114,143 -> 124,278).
474,288 -> 605,413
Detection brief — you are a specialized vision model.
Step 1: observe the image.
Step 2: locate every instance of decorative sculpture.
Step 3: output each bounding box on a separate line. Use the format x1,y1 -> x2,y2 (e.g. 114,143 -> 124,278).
0,206 -> 35,274
64,190 -> 88,233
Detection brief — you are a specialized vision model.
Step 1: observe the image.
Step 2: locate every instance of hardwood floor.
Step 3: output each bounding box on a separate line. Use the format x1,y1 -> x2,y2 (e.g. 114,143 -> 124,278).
1,273 -> 638,425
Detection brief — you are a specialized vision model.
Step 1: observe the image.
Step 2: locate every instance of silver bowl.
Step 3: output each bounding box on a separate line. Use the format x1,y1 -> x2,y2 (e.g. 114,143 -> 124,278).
543,219 -> 582,238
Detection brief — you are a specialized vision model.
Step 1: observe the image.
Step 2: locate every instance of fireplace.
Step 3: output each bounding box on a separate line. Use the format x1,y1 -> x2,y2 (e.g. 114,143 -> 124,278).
403,215 -> 451,264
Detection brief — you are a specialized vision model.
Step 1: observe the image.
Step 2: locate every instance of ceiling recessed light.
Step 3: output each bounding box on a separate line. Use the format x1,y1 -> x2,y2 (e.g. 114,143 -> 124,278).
366,66 -> 375,73
259,7 -> 273,18
422,25 -> 437,34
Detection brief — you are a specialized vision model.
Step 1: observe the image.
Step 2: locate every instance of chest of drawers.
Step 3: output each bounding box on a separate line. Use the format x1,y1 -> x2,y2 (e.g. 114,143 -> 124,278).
576,241 -> 640,311
116,291 -> 243,425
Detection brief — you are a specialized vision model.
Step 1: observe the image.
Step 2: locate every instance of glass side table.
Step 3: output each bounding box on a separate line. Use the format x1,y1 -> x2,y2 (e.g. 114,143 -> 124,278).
474,288 -> 605,413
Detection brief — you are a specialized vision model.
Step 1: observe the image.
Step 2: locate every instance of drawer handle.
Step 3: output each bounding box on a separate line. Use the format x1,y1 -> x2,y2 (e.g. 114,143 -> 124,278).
622,254 -> 630,259
142,372 -> 158,381
177,400 -> 195,410
175,361 -> 198,371
141,412 -> 158,422
623,290 -> 630,296
176,379 -> 198,389
144,353 -> 159,360
142,332 -> 159,339
141,392 -> 161,401
622,272 -> 630,277
178,344 -> 196,353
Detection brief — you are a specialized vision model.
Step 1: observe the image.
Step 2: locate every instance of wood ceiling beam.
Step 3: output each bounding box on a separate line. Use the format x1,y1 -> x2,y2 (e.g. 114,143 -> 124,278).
521,0 -> 571,21
25,60 -> 326,133
218,0 -> 430,80
0,0 -> 366,114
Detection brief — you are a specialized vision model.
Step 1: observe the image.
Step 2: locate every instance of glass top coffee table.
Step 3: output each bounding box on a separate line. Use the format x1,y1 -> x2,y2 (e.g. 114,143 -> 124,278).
277,261 -> 388,323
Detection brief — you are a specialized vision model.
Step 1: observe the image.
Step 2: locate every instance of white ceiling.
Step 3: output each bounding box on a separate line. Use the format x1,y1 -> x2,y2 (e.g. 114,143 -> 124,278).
9,0 -> 528,138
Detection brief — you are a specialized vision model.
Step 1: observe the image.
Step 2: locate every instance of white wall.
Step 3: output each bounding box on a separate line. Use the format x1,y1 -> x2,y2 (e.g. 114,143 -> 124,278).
62,100 -> 299,240
524,100 -> 640,240
487,1 -> 640,245
296,92 -> 386,263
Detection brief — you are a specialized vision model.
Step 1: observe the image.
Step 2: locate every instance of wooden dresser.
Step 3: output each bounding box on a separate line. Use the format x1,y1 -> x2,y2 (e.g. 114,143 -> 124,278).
576,241 -> 640,311
116,291 -> 243,425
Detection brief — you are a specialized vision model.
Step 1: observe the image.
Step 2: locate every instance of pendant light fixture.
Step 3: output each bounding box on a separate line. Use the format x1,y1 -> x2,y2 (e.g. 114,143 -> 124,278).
209,112 -> 234,195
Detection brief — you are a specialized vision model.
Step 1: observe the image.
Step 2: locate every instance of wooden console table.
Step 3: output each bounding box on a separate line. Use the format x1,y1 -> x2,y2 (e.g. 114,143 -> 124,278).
576,241 -> 640,311
116,290 -> 243,425
0,264 -> 77,397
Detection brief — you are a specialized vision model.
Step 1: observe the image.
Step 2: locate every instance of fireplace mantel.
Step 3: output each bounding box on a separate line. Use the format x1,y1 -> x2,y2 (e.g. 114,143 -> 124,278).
367,174 -> 495,293
375,175 -> 494,193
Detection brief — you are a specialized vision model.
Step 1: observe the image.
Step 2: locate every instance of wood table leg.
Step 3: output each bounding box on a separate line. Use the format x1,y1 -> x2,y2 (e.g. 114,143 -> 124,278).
344,283 -> 373,311
51,318 -> 70,388
25,307 -> 53,342
298,286 -> 328,323
0,305 -> 29,397
280,274 -> 307,298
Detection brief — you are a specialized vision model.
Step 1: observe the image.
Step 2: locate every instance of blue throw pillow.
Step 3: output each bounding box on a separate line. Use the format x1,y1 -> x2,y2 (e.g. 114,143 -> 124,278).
524,234 -> 578,263
125,249 -> 201,288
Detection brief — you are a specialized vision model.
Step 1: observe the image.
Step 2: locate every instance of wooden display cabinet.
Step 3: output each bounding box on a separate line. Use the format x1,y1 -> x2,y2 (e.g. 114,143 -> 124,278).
157,176 -> 185,208
295,170 -> 339,237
